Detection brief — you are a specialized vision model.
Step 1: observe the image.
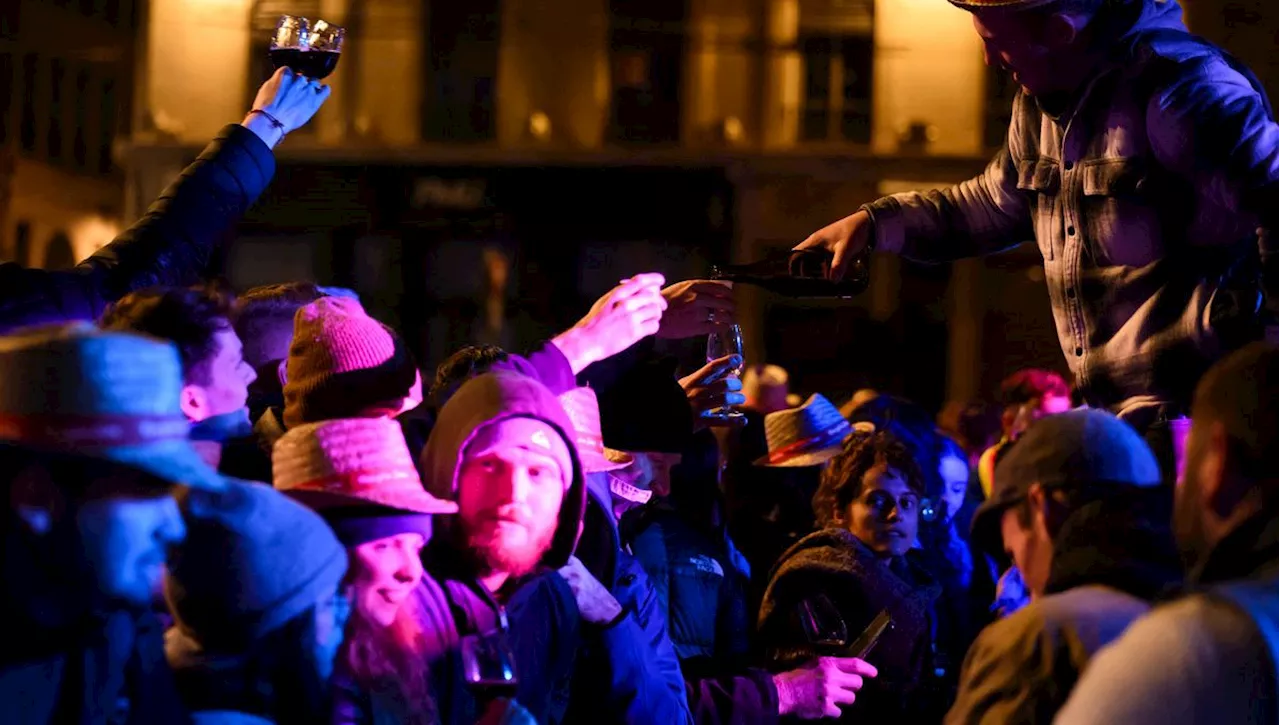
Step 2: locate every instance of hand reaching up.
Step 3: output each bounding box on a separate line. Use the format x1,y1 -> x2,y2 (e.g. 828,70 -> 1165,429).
657,280 -> 736,339
242,67 -> 331,147
551,273 -> 667,374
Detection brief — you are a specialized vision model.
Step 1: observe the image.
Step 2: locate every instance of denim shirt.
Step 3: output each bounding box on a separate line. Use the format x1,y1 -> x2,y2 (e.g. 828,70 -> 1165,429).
864,0 -> 1278,417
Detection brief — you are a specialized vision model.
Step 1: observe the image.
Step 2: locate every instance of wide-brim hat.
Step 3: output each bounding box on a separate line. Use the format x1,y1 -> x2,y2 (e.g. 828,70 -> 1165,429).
273,417 -> 458,515
755,393 -> 854,468
0,323 -> 226,491
558,387 -> 633,473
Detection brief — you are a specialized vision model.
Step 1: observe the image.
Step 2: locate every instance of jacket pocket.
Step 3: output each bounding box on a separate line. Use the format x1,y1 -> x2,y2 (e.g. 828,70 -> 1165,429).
1080,157 -> 1162,267
1016,156 -> 1060,260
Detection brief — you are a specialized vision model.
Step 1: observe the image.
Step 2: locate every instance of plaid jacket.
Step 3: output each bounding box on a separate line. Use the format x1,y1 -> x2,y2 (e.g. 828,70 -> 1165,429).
864,0 -> 1278,418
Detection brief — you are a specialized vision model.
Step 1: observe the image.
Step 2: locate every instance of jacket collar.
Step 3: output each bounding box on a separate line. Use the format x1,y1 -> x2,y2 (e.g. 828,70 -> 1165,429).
1189,513 -> 1279,587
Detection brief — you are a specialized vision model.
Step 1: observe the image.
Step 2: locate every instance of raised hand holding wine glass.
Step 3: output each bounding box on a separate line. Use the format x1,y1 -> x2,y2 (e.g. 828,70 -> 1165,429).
703,324 -> 747,422
269,15 -> 344,80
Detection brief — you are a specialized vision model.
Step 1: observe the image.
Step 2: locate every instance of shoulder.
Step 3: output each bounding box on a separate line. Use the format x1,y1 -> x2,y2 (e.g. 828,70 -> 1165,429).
966,586 -> 1147,670
1128,30 -> 1259,101
1055,594 -> 1274,725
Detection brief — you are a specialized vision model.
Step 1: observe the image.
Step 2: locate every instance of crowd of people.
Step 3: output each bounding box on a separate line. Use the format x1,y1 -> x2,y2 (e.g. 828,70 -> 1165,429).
1,0 -> 1277,723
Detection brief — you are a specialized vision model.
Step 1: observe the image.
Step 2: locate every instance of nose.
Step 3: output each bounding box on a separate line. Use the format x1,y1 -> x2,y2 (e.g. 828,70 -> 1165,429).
883,502 -> 902,523
394,544 -> 424,585
241,361 -> 258,385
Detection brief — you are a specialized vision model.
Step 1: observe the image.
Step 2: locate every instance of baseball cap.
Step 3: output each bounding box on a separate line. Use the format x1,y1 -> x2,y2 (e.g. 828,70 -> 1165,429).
970,408 -> 1161,557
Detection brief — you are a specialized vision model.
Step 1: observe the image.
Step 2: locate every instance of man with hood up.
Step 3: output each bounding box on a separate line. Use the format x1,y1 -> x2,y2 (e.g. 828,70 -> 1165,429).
419,371 -> 692,725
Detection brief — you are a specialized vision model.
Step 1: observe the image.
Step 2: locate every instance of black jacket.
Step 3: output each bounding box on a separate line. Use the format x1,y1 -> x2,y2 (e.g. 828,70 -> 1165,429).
0,124 -> 274,333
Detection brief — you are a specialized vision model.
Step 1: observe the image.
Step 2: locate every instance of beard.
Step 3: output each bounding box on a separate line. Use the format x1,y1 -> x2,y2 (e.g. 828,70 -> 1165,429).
462,510 -> 559,580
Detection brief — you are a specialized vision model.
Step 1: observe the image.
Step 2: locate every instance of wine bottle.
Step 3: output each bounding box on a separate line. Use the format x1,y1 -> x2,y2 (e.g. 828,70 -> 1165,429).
710,249 -> 870,298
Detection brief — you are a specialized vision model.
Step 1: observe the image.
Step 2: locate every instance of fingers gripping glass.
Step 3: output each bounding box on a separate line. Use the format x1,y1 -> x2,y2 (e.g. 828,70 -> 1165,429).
705,324 -> 745,421
269,15 -> 344,80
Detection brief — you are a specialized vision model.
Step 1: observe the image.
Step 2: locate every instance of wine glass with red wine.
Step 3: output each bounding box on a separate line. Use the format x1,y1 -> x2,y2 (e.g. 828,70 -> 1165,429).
268,15 -> 343,80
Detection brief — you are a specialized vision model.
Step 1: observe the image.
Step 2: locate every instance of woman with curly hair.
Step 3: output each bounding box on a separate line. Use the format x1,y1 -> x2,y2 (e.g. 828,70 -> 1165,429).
758,429 -> 947,723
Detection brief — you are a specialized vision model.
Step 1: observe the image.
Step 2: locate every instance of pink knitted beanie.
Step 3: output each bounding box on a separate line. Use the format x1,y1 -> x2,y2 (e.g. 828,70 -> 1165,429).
283,298 -> 423,428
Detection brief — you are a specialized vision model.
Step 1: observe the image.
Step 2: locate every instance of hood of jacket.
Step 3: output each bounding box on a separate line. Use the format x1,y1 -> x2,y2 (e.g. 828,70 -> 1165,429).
421,371 -> 586,569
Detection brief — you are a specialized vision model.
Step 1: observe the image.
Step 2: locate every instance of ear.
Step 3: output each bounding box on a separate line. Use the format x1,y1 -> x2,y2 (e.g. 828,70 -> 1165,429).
9,464 -> 65,535
179,383 -> 209,422
1026,482 -> 1052,536
1198,422 -> 1234,517
1045,11 -> 1087,48
830,504 -> 847,526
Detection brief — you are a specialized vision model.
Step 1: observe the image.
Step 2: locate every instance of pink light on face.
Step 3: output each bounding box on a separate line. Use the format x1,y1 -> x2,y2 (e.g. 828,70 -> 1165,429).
458,419 -> 572,580
351,533 -> 425,628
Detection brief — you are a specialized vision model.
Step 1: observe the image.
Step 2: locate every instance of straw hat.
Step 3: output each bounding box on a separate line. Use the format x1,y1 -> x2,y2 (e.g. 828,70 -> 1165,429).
0,323 -> 225,490
755,393 -> 853,468
272,417 -> 457,515
557,387 -> 633,474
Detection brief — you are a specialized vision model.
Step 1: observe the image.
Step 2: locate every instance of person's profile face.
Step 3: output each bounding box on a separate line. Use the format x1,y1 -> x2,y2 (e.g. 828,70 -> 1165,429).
75,481 -> 186,608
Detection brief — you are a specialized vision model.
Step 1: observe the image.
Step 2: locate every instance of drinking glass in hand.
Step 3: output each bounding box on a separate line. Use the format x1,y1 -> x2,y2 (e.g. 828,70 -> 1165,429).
268,15 -> 343,80
460,628 -> 519,701
706,324 -> 746,421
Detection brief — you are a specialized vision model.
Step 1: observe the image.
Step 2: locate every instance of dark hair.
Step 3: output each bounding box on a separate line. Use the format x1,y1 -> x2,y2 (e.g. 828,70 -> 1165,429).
813,430 -> 925,528
100,286 -> 235,385
849,395 -> 948,498
429,345 -> 510,407
1192,342 -> 1279,485
997,369 -> 1070,408
234,282 -> 324,369
171,605 -> 331,725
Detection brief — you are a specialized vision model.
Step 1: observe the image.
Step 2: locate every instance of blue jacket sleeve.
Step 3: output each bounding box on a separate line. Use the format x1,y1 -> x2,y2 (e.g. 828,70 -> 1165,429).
0,123 -> 275,333
596,555 -> 692,725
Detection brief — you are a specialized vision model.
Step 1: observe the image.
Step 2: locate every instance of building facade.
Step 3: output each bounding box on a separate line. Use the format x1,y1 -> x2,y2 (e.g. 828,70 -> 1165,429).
116,0 -> 1267,406
0,0 -> 136,270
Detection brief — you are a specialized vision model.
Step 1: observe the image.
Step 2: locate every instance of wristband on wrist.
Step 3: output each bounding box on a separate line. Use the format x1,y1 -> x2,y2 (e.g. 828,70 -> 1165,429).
248,109 -> 287,138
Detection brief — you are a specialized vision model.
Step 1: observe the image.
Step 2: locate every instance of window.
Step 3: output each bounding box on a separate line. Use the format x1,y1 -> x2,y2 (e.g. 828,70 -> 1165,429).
795,0 -> 874,145
983,63 -> 1017,150
423,0 -> 500,142
799,35 -> 873,144
73,68 -> 89,169
607,0 -> 684,145
97,76 -> 116,173
48,58 -> 65,162
19,54 -> 37,155
0,53 -> 12,145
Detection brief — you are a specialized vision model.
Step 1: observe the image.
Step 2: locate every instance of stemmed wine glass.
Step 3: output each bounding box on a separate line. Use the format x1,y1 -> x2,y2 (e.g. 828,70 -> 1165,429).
706,323 -> 746,421
268,15 -> 344,80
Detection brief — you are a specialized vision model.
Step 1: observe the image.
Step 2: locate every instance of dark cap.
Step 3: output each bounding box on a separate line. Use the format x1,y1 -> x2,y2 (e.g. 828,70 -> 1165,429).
970,408 -> 1160,557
